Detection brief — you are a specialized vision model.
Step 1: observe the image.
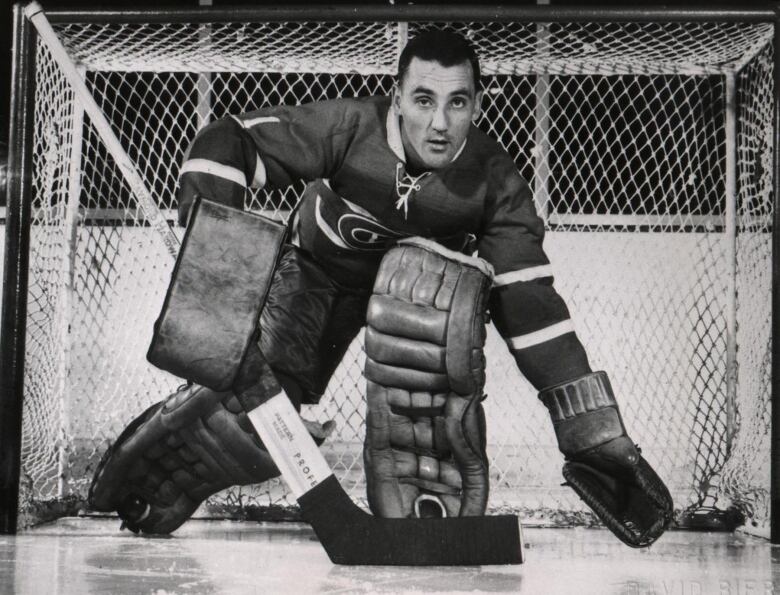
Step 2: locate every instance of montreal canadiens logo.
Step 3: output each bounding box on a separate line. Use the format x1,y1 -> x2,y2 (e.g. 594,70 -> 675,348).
337,214 -> 405,251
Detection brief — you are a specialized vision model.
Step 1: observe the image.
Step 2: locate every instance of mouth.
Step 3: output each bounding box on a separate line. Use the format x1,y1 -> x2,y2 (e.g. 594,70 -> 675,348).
426,139 -> 450,152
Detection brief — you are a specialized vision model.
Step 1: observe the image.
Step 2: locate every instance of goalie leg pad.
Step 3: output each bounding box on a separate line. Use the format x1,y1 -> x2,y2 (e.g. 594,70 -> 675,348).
89,380 -> 333,535
363,237 -> 493,519
540,372 -> 674,547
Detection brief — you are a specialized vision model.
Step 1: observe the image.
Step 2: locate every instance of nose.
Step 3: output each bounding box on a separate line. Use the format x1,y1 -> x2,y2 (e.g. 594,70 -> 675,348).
431,105 -> 448,133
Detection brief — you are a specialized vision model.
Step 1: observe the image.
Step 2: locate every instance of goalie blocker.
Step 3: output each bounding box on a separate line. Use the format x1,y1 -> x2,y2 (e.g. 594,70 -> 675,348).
95,199 -> 522,565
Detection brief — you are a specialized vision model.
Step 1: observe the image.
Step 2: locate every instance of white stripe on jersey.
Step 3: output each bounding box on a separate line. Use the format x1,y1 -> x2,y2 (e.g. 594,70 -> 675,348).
228,115 -> 275,188
180,159 -> 246,187
233,115 -> 281,128
315,194 -> 350,249
494,264 -> 554,287
289,210 -> 301,247
252,155 -> 267,189
507,319 -> 575,350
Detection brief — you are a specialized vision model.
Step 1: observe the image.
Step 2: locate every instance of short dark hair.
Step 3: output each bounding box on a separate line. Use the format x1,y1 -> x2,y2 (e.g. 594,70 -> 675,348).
397,30 -> 481,91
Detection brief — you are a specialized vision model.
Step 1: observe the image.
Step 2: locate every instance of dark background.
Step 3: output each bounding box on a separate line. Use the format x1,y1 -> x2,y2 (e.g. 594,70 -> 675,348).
1,0 -> 776,206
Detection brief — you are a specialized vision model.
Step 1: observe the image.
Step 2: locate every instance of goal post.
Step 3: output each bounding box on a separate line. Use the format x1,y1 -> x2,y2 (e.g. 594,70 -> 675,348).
2,2 -> 778,541
771,14 -> 780,546
1,3 -> 37,535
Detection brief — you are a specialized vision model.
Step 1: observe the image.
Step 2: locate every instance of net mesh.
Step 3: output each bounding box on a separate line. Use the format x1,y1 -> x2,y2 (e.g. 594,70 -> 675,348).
15,17 -> 774,534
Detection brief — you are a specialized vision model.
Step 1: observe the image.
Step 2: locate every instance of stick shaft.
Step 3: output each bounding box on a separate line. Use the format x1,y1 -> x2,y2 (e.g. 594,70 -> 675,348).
247,393 -> 332,498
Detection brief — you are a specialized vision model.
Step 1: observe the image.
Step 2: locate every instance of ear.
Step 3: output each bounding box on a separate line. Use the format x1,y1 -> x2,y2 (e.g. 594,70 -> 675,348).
392,83 -> 402,113
472,90 -> 484,122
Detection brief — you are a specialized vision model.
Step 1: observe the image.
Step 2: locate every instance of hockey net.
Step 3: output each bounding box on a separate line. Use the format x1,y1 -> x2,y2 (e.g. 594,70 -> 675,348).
11,13 -> 774,535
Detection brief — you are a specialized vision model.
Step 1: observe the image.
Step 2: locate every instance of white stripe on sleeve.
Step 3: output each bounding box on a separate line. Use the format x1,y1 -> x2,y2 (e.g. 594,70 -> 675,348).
251,153 -> 267,189
315,195 -> 350,249
507,319 -> 575,351
493,264 -> 553,287
233,115 -> 281,128
180,159 -> 246,187
228,115 -> 277,188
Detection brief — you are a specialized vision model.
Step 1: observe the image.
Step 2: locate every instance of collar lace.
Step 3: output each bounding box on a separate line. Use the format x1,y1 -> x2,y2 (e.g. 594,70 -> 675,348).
395,162 -> 431,219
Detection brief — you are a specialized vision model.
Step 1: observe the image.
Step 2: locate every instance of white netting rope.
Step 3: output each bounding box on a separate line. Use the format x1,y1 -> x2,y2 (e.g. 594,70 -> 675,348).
18,20 -> 774,532
53,21 -> 773,75
717,43 -> 774,532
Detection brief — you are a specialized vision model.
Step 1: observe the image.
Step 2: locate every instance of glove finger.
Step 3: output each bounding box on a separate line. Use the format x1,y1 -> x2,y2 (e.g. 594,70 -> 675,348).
563,460 -> 672,547
633,457 -> 675,514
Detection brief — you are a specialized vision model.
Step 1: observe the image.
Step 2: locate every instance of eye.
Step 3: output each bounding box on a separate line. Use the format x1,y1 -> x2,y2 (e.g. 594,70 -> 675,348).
415,96 -> 433,107
451,97 -> 468,109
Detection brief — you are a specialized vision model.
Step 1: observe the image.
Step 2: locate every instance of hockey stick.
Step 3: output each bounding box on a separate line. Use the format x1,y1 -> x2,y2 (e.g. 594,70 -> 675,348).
247,391 -> 522,565
25,1 -> 523,565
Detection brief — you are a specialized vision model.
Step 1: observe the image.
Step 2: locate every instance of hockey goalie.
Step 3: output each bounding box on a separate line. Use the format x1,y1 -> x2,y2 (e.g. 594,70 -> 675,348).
90,28 -> 673,550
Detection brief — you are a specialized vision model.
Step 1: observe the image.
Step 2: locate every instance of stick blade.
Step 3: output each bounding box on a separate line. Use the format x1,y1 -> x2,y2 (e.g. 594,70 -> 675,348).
299,475 -> 523,566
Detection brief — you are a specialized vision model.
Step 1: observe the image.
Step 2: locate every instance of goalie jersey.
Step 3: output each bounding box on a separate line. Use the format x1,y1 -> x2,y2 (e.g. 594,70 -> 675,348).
178,96 -> 588,390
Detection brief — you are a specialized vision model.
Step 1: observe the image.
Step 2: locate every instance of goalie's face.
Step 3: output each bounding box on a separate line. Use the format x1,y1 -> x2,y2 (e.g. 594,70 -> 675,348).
394,58 -> 482,171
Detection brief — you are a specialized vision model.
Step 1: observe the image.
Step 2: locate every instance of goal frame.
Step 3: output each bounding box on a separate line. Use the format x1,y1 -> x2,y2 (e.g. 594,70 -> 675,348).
2,2 -> 779,540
